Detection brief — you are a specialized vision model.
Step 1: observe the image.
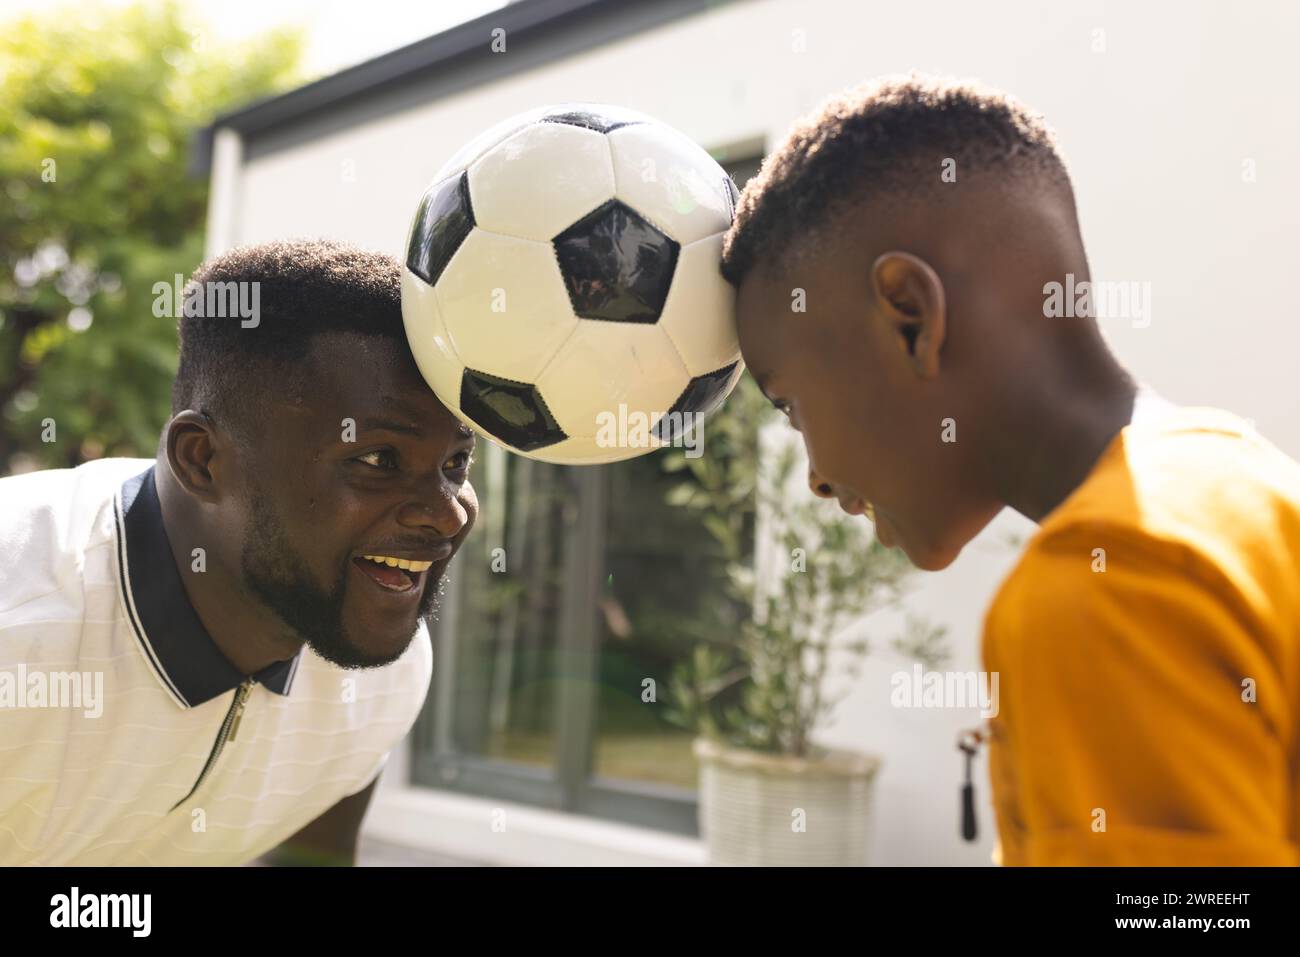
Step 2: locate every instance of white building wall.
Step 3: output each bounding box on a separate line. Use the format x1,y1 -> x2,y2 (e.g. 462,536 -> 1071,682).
217,0 -> 1300,864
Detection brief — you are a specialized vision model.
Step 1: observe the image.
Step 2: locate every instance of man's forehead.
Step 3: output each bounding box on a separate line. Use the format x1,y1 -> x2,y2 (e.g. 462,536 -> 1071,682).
276,387 -> 473,443
307,335 -> 414,395
306,329 -> 418,375
375,391 -> 473,434
282,334 -> 465,434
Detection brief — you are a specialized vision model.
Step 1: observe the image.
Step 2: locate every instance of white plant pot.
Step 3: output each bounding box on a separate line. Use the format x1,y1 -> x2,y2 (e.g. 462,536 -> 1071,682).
694,737 -> 881,866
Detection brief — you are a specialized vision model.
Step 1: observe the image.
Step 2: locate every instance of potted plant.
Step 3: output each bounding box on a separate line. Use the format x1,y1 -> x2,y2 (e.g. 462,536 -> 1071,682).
661,377 -> 946,866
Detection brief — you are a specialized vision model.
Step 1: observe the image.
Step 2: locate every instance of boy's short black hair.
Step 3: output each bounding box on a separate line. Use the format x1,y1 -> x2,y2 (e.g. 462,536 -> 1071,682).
721,73 -> 1075,287
171,238 -> 404,449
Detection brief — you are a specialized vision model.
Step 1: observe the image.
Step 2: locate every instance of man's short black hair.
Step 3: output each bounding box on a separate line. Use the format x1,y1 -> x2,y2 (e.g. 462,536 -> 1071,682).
721,73 -> 1075,287
171,238 -> 404,449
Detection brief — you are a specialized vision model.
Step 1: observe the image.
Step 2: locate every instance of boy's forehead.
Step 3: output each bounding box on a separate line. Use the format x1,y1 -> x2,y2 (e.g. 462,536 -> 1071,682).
735,267 -> 806,347
735,269 -> 787,324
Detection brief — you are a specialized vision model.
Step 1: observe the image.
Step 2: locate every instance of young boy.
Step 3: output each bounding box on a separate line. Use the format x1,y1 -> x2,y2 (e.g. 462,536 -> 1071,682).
721,74 -> 1300,865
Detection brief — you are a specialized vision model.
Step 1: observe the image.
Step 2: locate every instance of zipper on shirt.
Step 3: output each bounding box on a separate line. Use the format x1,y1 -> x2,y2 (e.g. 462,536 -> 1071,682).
169,677 -> 255,813
957,724 -> 987,842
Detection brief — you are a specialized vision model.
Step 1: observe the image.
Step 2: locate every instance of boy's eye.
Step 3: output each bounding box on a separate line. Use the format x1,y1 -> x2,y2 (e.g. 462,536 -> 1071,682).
773,399 -> 802,432
356,449 -> 398,470
445,450 -> 473,473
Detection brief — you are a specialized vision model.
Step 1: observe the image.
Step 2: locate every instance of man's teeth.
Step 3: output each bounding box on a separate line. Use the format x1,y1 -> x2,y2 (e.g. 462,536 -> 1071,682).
362,555 -> 434,572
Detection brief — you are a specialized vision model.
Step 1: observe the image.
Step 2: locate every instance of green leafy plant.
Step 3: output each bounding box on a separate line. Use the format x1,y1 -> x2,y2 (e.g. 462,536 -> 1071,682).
662,375 -> 947,758
0,0 -> 303,474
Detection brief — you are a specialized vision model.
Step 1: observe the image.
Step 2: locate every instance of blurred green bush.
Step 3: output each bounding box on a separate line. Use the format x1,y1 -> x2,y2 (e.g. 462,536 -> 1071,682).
0,0 -> 302,474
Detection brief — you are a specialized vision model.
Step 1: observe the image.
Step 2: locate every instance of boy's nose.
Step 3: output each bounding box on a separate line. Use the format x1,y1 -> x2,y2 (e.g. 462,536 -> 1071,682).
808,468 -> 835,499
809,469 -> 866,515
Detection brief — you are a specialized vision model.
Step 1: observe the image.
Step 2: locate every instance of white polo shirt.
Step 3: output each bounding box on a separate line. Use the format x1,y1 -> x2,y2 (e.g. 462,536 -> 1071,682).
0,457 -> 432,865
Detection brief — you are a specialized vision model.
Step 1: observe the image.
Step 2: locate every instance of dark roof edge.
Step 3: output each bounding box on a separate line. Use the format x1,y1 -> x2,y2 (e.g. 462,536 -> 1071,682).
192,0 -> 705,175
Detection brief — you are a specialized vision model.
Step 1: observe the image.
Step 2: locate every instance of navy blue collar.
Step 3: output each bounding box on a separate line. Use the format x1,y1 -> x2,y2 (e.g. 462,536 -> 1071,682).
115,464 -> 301,708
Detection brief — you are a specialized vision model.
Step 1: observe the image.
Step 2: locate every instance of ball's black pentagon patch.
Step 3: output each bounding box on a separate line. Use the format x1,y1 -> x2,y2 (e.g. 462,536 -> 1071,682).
540,110 -> 642,134
553,200 -> 679,323
651,361 -> 740,442
460,368 -> 566,451
723,175 -> 740,223
406,171 -> 474,285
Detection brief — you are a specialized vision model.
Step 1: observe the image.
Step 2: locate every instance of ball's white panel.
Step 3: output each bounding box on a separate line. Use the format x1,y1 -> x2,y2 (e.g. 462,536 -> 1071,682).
432,106 -> 551,181
657,232 -> 740,377
607,122 -> 733,245
434,228 -> 579,384
401,268 -> 465,414
522,433 -> 664,465
468,124 -> 616,241
432,103 -> 658,184
536,320 -> 688,440
409,103 -> 739,465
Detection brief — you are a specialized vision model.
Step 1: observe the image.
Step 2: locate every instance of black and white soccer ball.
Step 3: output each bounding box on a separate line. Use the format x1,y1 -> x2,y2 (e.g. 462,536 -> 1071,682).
401,103 -> 744,465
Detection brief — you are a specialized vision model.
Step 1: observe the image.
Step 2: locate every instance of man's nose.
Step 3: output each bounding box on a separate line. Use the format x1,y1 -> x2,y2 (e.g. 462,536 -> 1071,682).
397,483 -> 470,539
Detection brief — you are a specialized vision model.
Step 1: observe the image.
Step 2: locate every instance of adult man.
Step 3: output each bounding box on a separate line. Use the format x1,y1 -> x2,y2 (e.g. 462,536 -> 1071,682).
1,239 -> 477,864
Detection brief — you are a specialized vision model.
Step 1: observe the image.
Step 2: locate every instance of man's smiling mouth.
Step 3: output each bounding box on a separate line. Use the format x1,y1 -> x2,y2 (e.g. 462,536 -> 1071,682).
351,545 -> 453,593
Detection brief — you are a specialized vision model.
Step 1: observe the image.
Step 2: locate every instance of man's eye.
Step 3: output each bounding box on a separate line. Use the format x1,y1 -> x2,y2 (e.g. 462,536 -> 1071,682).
445,450 -> 473,473
356,449 -> 398,470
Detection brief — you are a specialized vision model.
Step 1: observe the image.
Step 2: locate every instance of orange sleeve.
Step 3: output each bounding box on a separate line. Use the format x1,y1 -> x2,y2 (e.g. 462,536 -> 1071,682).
989,523 -> 1297,866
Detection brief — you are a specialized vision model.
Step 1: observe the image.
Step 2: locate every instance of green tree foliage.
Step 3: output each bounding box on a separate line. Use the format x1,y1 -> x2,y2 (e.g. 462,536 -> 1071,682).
0,1 -> 302,473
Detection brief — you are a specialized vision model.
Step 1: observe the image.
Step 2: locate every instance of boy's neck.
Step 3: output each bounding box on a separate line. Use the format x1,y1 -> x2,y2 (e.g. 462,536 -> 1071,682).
993,365 -> 1139,524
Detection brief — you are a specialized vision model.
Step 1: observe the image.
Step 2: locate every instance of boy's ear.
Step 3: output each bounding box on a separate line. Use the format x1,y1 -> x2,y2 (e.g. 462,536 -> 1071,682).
869,251 -> 947,380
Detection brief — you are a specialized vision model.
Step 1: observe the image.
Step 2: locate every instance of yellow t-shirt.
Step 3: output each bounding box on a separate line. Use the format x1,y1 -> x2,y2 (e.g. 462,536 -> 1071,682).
982,405 -> 1300,865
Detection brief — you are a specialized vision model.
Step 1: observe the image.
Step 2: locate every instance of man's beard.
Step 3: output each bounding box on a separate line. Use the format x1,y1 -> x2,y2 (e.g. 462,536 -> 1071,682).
239,491 -> 442,669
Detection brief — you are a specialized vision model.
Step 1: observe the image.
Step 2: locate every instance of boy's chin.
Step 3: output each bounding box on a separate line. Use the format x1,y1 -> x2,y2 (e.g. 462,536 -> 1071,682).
909,544 -> 961,572
888,522 -> 961,571
906,507 -> 1005,571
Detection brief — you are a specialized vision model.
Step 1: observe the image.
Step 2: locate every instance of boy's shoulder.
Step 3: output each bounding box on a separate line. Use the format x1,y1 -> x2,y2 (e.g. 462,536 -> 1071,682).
988,405 -> 1300,639
1037,404 -> 1300,560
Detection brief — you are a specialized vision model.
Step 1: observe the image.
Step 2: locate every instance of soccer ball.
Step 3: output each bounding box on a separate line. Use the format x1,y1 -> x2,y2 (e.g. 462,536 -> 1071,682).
401,103 -> 744,465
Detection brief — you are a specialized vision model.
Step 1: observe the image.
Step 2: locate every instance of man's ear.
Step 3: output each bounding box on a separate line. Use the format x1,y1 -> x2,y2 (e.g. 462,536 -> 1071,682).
869,251 -> 947,379
165,411 -> 222,504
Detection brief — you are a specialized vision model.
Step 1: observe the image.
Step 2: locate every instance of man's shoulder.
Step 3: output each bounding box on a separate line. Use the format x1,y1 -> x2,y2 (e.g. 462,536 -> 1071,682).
0,457 -> 152,622
1,457 -> 153,515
